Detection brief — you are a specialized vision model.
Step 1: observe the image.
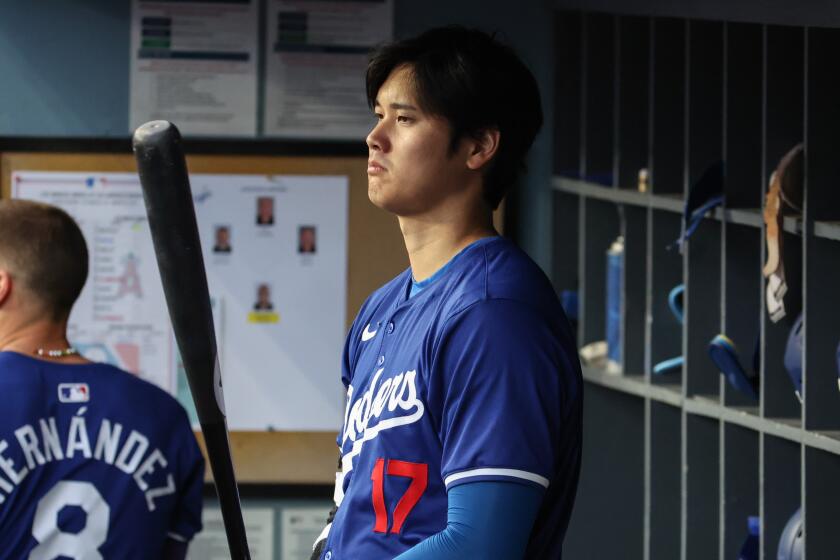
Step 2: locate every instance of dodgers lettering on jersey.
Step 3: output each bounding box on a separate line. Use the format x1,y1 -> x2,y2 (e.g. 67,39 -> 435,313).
0,352 -> 204,559
322,237 -> 583,559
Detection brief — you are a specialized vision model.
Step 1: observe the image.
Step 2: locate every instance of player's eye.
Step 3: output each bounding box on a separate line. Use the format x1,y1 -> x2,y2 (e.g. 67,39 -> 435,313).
396,115 -> 413,124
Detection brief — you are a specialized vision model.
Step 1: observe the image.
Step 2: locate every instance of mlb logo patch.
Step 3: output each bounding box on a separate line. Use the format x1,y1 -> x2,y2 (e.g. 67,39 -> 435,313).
58,383 -> 90,403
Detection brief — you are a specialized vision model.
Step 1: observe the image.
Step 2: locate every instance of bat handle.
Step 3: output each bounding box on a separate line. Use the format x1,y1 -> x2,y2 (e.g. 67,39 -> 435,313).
203,423 -> 251,560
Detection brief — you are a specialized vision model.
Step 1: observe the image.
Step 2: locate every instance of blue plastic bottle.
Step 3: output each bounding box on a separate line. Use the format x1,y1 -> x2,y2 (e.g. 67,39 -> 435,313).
738,516 -> 760,560
605,236 -> 623,374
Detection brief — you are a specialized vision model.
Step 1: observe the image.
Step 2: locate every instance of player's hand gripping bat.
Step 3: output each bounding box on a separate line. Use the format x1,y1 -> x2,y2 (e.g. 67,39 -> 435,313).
132,120 -> 251,560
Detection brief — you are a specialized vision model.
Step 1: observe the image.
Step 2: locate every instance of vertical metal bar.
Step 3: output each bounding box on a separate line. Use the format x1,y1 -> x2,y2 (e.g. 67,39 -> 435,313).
680,18 -> 691,560
580,12 -> 588,180
643,21 -> 656,560
644,20 -> 655,560
800,26 -> 809,559
644,398 -> 652,560
578,194 -> 587,345
614,15 -> 621,189
577,12 -> 589,345
758,23 -> 769,560
719,23 -> 730,560
645,17 -> 656,381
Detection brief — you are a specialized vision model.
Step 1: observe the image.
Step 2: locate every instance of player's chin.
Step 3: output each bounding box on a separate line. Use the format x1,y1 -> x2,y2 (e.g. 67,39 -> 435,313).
367,181 -> 392,210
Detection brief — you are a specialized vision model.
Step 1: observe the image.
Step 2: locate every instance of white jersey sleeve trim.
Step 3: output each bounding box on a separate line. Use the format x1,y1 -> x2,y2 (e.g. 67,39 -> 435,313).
444,468 -> 550,489
313,523 -> 332,550
167,532 -> 188,543
334,470 -> 345,507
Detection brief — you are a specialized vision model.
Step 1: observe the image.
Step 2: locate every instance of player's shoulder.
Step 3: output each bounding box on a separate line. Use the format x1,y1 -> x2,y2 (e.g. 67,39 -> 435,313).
92,363 -> 191,420
86,364 -> 198,446
0,351 -> 190,425
441,236 -> 562,320
99,363 -> 178,399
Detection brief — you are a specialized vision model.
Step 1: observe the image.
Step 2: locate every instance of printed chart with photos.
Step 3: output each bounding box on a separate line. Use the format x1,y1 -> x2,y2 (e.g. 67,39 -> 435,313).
13,171 -> 349,431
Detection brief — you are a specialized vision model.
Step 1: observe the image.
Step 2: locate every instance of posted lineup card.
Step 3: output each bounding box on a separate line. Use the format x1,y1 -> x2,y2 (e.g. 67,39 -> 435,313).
13,171 -> 348,431
263,0 -> 393,139
129,0 -> 259,136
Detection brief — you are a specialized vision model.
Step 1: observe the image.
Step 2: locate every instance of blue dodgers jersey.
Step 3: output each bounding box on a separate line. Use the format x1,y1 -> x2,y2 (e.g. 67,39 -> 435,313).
0,352 -> 204,559
323,237 -> 583,559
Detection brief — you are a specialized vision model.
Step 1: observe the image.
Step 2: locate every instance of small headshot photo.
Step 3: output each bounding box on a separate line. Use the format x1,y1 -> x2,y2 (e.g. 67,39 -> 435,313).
256,196 -> 275,226
254,283 -> 274,311
213,225 -> 232,253
298,225 -> 317,254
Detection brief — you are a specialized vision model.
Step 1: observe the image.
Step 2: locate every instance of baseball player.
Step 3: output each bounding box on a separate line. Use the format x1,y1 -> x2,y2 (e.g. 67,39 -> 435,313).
312,26 -> 583,559
0,200 -> 204,559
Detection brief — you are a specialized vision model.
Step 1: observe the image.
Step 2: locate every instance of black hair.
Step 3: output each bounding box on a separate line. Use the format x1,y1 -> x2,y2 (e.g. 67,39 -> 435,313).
366,26 -> 543,210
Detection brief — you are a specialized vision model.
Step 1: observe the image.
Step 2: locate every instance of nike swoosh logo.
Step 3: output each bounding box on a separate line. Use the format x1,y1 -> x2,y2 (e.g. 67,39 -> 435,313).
361,324 -> 377,342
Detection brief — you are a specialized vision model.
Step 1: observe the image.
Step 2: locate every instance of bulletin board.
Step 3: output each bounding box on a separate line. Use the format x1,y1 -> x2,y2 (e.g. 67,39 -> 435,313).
0,152 -> 407,484
0,152 -> 505,484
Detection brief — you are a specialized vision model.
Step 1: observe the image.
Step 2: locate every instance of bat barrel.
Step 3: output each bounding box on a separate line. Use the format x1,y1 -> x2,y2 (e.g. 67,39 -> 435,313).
132,120 -> 251,560
132,120 -> 221,423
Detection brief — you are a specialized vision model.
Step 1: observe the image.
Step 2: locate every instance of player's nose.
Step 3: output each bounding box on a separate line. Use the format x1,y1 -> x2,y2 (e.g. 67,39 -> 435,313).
366,120 -> 390,153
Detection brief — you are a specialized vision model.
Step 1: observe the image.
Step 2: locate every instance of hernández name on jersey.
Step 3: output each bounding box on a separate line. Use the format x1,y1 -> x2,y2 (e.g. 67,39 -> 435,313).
0,407 -> 176,511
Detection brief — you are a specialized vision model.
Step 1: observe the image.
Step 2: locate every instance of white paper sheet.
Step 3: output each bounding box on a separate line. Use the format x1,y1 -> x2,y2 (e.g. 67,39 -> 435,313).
264,0 -> 393,139
129,0 -> 259,136
13,171 -> 348,431
188,507 -> 275,560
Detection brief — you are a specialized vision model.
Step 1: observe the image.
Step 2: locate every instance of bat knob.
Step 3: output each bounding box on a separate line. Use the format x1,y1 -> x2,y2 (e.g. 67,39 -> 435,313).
132,120 -> 182,151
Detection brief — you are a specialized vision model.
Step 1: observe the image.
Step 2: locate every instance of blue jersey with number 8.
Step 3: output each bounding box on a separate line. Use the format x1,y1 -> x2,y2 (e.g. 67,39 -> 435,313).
0,352 -> 204,559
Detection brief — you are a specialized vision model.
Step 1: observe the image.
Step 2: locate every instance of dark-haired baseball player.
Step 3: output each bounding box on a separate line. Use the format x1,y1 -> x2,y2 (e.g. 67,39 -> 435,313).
312,26 -> 583,559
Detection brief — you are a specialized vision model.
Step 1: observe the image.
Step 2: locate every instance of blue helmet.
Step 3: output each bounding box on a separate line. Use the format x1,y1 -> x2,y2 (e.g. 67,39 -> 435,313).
836,340 -> 840,393
783,314 -> 804,403
777,508 -> 803,560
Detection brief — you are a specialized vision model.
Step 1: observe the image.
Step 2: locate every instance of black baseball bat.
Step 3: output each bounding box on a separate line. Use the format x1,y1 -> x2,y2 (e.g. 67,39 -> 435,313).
132,120 -> 251,560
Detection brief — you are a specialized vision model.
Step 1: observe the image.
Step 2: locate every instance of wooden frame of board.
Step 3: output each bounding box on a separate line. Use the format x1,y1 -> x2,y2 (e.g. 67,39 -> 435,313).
0,151 -> 504,484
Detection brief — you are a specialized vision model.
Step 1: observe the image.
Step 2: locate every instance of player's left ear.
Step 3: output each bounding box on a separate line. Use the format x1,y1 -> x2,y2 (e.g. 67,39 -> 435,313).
465,127 -> 500,172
